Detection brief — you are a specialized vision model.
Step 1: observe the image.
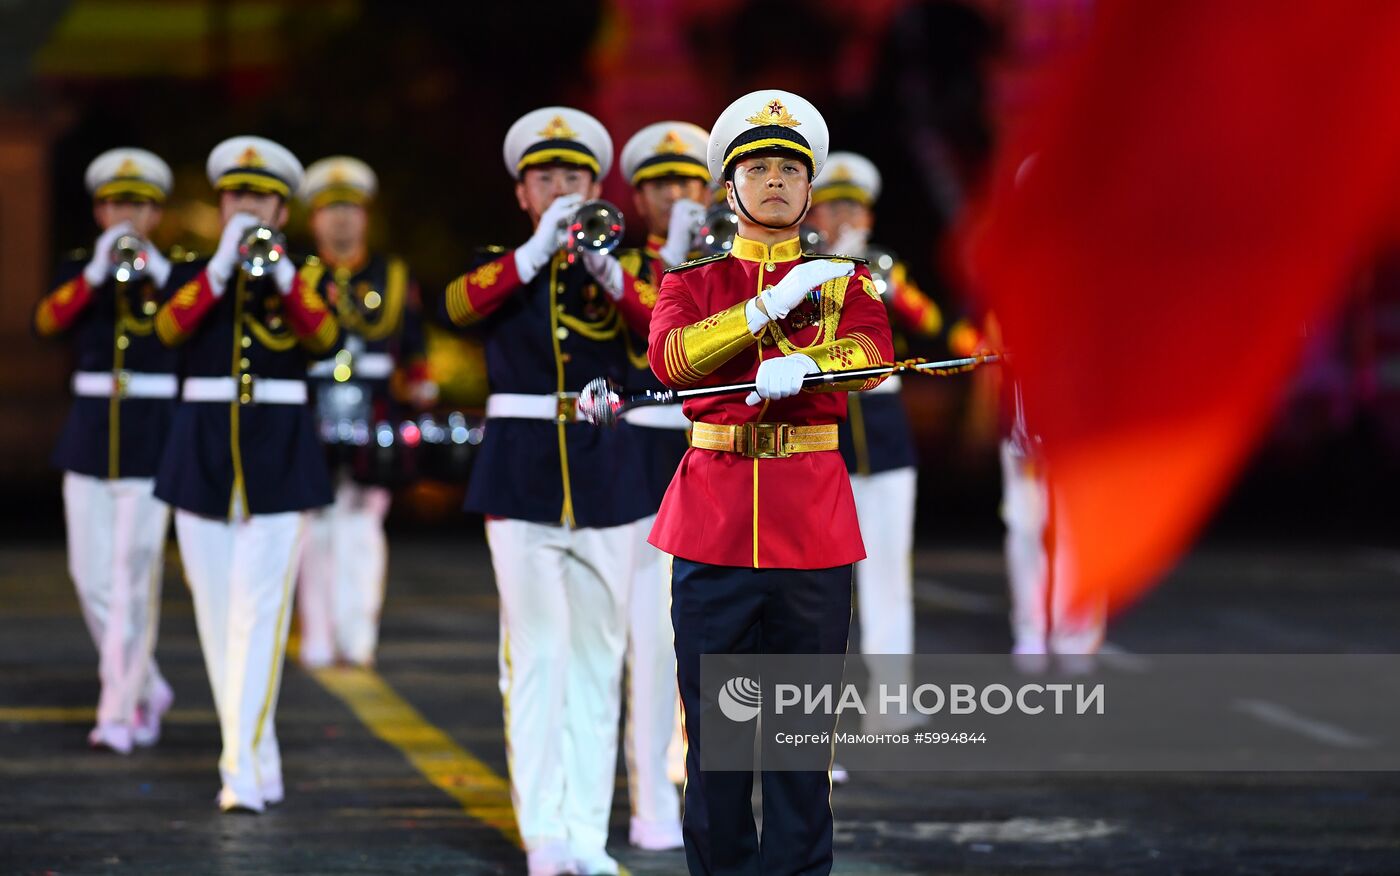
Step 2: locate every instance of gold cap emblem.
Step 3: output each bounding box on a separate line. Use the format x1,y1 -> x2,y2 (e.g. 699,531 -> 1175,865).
538,115 -> 579,140
653,129 -> 689,155
115,157 -> 142,178
745,99 -> 800,128
237,146 -> 265,168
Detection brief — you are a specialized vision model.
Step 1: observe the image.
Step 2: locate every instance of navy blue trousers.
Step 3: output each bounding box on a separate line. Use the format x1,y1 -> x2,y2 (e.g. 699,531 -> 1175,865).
671,558 -> 853,876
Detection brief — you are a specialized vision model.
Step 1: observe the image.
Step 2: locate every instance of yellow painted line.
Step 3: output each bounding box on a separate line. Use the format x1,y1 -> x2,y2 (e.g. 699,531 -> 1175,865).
0,706 -> 217,724
310,666 -> 522,846
311,666 -> 633,875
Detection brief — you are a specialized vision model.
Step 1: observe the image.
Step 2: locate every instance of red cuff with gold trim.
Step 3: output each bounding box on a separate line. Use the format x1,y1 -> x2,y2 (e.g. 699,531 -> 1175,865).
155,271 -> 219,345
34,276 -> 94,336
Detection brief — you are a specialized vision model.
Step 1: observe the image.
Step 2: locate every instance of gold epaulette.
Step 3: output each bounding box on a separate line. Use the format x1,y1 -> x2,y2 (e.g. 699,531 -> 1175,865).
478,244 -> 508,256
802,252 -> 868,265
663,252 -> 729,274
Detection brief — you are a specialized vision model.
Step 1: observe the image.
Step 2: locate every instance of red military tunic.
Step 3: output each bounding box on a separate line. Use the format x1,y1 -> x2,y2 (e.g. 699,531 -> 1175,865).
647,235 -> 895,569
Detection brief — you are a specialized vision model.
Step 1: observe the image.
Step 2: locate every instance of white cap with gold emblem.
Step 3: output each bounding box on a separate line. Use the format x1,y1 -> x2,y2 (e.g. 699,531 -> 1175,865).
813,151 -> 881,207
620,121 -> 711,187
205,135 -> 304,199
706,89 -> 829,182
503,107 -> 613,180
301,156 -> 378,209
85,148 -> 173,203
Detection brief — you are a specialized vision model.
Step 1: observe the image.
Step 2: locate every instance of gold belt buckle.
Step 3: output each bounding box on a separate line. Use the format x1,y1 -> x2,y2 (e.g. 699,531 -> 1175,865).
556,394 -> 578,423
742,422 -> 790,459
113,370 -> 131,399
238,372 -> 256,405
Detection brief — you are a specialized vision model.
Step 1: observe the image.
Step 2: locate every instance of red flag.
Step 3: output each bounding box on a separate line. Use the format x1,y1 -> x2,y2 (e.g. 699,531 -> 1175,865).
971,1 -> 1400,616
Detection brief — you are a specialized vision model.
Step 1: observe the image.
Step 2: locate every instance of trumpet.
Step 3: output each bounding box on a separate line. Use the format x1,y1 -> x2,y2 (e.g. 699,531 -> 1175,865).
563,199 -> 625,257
238,225 -> 287,278
110,234 -> 149,283
694,205 -> 739,256
864,246 -> 897,300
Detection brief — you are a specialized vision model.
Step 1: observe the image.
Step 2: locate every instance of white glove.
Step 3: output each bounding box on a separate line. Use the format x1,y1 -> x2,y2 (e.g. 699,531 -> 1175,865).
756,258 -> 855,323
84,222 -> 135,287
143,246 -> 172,288
582,250 -> 624,300
515,193 -> 583,283
272,253 -> 298,294
657,199 -> 706,268
744,353 -> 818,406
206,212 -> 263,297
830,225 -> 870,259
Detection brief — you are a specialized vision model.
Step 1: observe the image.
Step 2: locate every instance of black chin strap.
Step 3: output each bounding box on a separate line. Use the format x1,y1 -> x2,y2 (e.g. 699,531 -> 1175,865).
732,184 -> 809,232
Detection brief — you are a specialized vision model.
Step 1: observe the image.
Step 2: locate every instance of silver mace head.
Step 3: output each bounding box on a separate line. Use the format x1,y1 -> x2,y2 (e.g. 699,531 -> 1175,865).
578,377 -> 623,427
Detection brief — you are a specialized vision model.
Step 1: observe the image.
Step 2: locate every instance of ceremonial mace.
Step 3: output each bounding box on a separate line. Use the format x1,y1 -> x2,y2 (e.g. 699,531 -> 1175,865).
578,354 -> 1001,427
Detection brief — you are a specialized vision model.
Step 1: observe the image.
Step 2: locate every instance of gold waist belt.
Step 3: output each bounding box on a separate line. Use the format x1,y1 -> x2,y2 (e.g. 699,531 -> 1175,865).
690,421 -> 839,459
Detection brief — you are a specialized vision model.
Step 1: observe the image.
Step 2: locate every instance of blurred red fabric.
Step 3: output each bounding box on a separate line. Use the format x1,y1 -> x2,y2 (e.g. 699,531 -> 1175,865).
970,1 -> 1400,616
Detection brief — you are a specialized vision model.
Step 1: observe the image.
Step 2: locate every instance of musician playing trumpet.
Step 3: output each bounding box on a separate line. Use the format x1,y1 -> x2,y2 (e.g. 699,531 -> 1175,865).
440,107 -> 646,876
154,136 -> 338,813
591,120 -> 718,853
33,148 -> 180,755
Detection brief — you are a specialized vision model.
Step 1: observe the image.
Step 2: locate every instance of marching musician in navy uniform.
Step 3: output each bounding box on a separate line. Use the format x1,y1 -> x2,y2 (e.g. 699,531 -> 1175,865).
576,120 -> 714,852
440,107 -> 648,876
806,152 -> 944,733
648,90 -> 894,876
154,136 -> 339,813
34,148 -> 179,755
296,156 -> 432,670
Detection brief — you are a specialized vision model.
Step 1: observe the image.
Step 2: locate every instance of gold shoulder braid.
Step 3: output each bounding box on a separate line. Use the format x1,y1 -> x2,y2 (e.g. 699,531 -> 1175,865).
239,272 -> 299,351
767,271 -> 849,354
332,257 -> 406,341
116,278 -> 159,336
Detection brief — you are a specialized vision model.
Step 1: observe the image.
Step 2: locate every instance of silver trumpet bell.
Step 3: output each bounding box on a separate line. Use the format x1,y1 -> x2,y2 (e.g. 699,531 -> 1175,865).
239,225 -> 287,278
110,234 -> 149,283
695,204 -> 739,256
864,246 -> 898,300
564,200 -> 625,256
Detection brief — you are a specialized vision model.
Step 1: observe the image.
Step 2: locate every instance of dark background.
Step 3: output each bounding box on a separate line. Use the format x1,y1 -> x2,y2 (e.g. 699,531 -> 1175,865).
2,0 -> 1396,546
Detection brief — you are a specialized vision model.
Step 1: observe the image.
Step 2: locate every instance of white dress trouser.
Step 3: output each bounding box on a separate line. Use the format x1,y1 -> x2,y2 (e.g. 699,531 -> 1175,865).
297,478 -> 391,666
175,507 -> 304,804
486,518 -> 635,855
622,515 -> 681,833
849,466 -> 918,731
1000,439 -> 1104,654
62,472 -> 171,728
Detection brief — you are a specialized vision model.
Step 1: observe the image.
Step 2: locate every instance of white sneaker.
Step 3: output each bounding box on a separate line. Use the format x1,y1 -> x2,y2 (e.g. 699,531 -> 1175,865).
571,846 -> 619,876
526,840 -> 578,876
629,815 -> 684,850
132,683 -> 174,747
88,722 -> 133,755
261,777 -> 285,806
217,786 -> 265,814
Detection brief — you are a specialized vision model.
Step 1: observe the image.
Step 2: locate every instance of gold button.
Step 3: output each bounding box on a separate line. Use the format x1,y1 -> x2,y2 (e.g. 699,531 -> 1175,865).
556,304 -> 566,313
556,285 -> 566,295
239,393 -> 252,404
765,262 -> 776,271
239,357 -> 250,370
240,373 -> 253,385
142,301 -> 158,315
241,335 -> 252,348
115,335 -> 129,350
556,327 -> 569,340
364,290 -> 382,309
